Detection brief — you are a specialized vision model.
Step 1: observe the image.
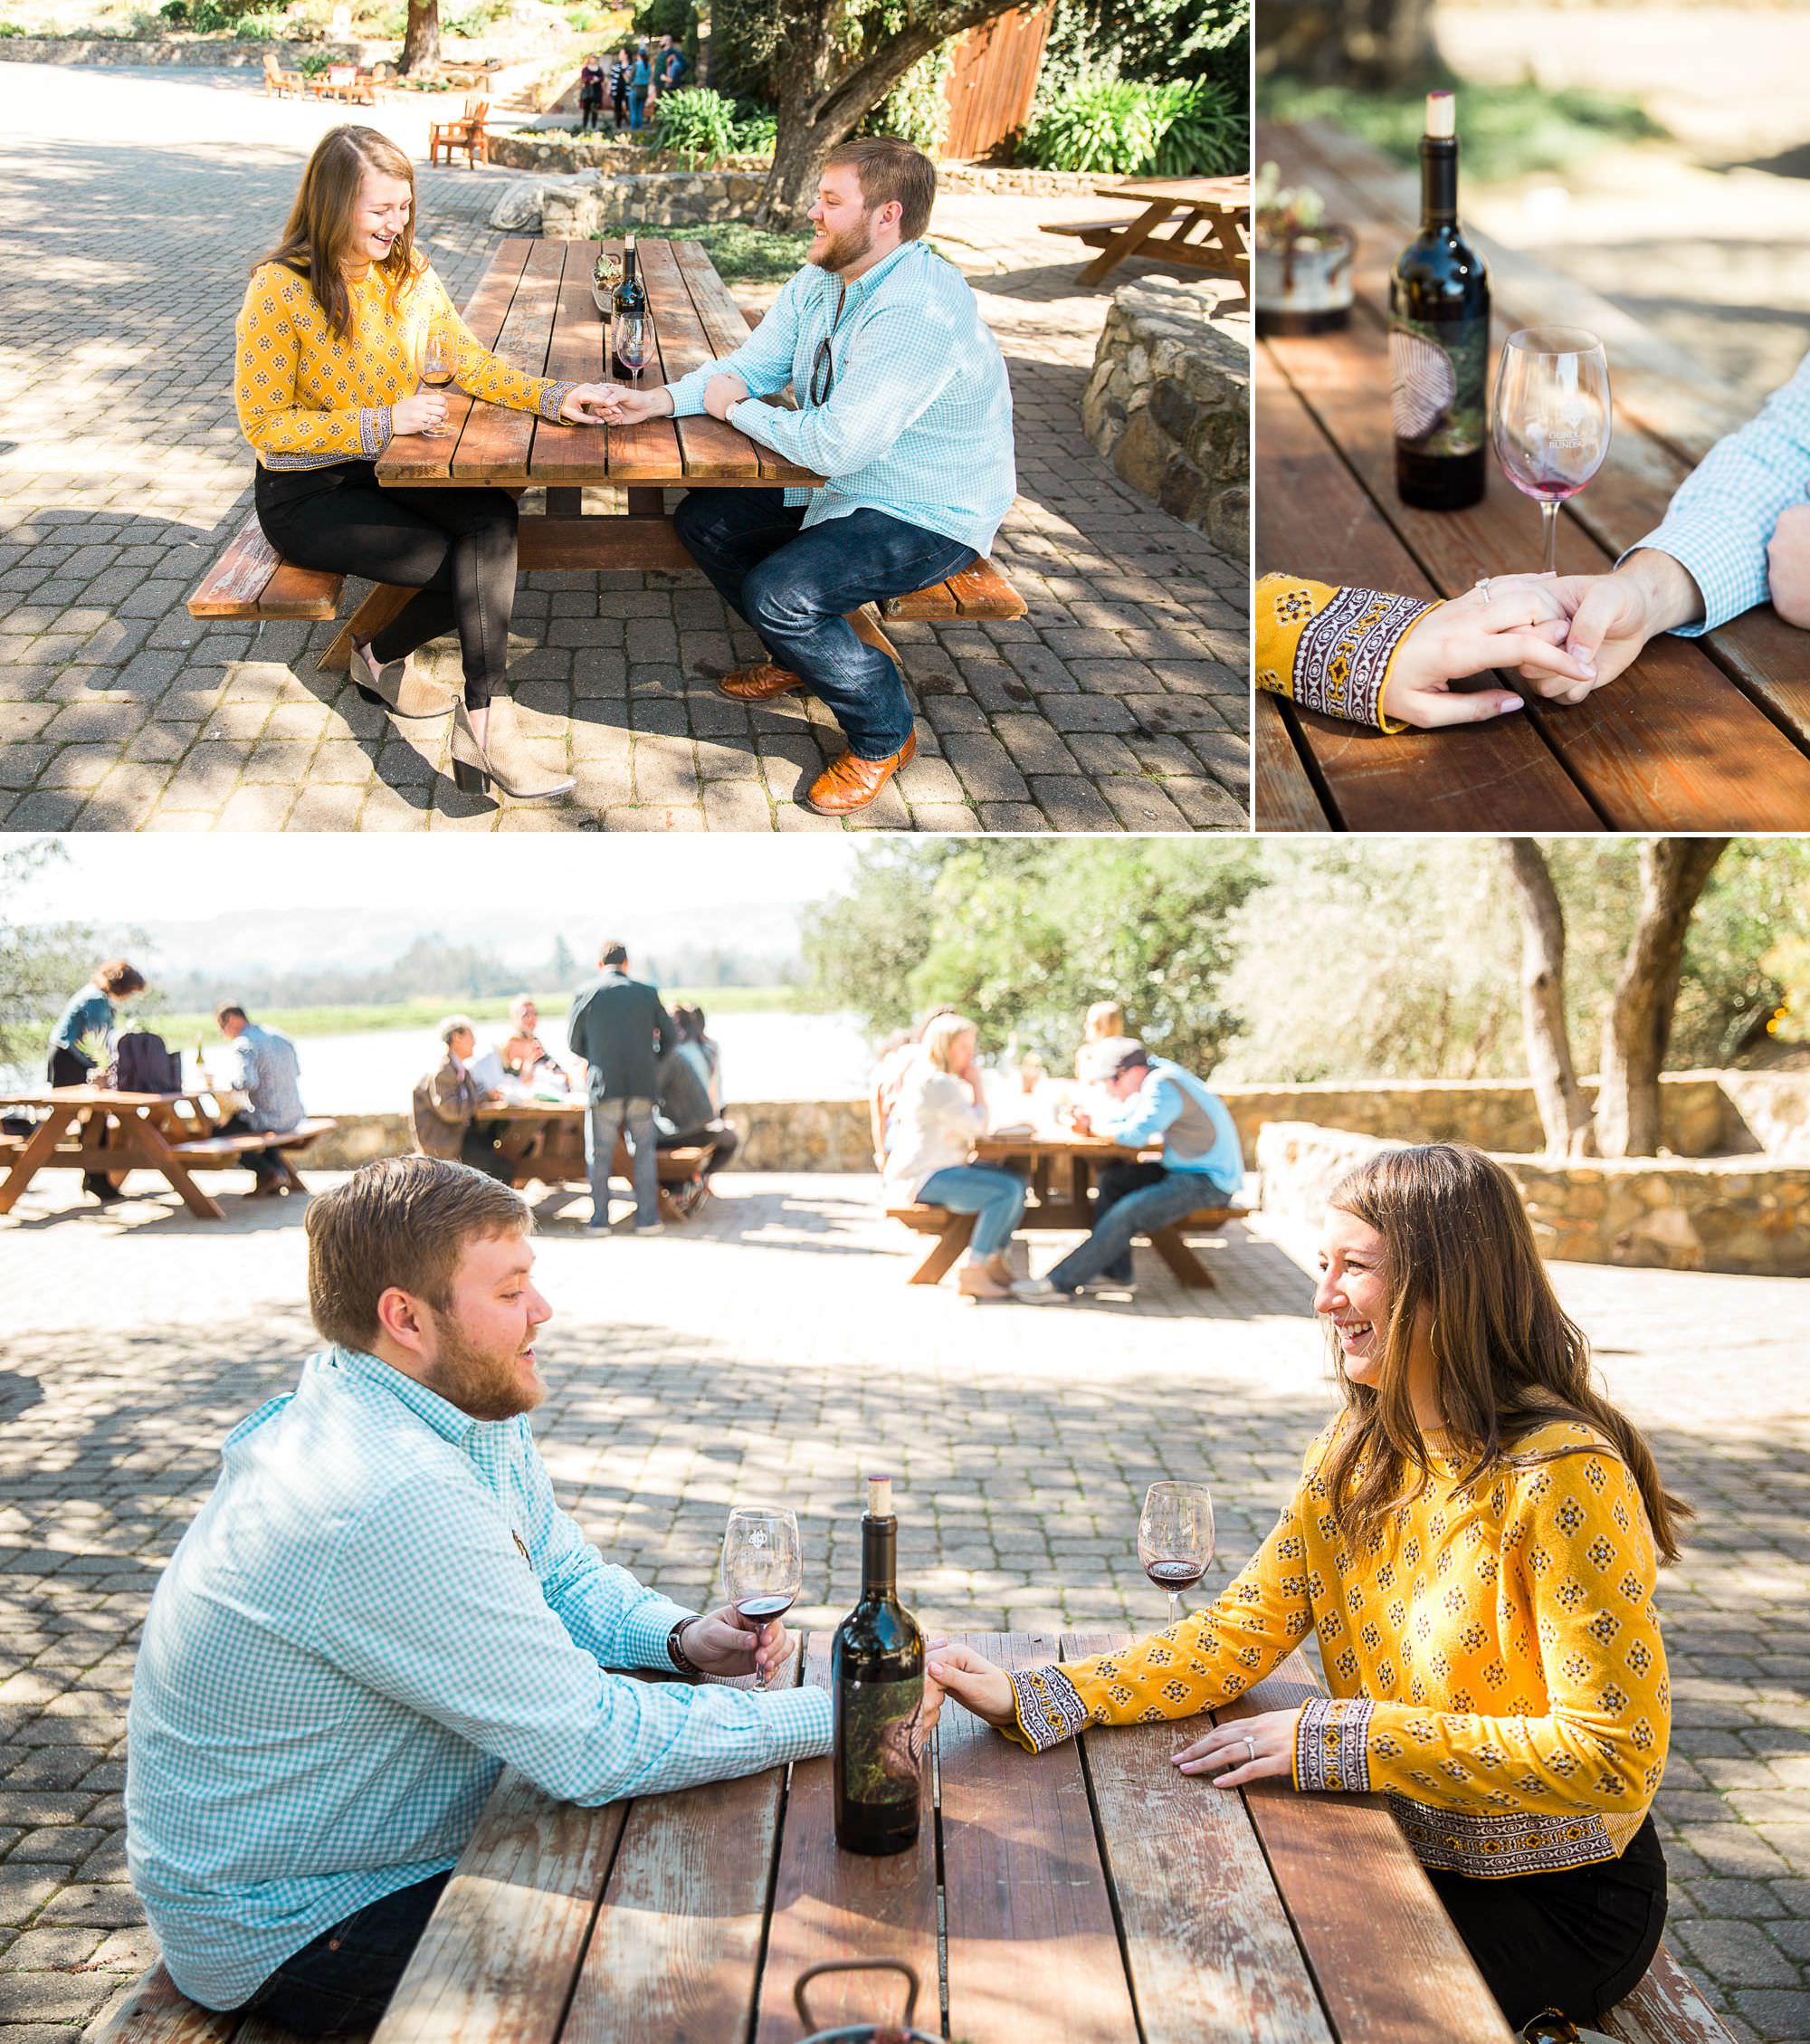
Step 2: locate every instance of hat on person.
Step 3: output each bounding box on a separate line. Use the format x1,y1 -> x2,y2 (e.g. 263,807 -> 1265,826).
1100,1037 -> 1151,1079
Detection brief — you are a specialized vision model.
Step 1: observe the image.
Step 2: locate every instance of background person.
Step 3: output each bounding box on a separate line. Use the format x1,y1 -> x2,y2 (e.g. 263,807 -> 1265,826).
46,960 -> 146,1205
576,53 -> 605,132
881,1013 -> 1024,1303
500,996 -> 558,1084
214,1005 -> 307,1199
566,942 -> 673,1234
1074,999 -> 1126,1084
654,1007 -> 738,1209
930,1143 -> 1684,2035
608,47 -> 631,129
411,1017 -> 510,1182
627,45 -> 650,128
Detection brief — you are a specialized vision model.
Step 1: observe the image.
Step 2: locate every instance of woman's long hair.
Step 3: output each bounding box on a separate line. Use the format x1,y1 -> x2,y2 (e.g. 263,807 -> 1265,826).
260,126 -> 420,341
920,1013 -> 976,1074
1322,1142 -> 1689,1563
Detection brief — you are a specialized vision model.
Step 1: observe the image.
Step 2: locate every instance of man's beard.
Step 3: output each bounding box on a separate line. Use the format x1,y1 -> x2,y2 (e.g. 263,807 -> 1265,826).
810,215 -> 874,274
422,1313 -> 545,1421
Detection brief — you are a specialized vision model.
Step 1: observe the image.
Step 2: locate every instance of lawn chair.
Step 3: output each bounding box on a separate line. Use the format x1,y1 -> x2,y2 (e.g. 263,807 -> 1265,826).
429,96 -> 490,166
262,50 -> 306,95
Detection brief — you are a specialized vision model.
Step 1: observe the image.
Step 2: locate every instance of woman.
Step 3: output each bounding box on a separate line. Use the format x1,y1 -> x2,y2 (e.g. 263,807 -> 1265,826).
576,53 -> 605,133
883,1014 -> 1026,1303
48,960 -> 147,1205
627,46 -> 651,129
930,1143 -> 1685,2033
1074,999 -> 1126,1084
1257,572 -> 1600,731
499,995 -> 555,1083
236,126 -> 614,803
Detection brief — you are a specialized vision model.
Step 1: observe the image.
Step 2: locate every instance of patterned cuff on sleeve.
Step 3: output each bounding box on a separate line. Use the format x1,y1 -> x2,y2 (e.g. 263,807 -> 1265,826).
538,380 -> 578,423
1293,1695 -> 1374,1793
359,405 -> 394,459
1008,1666 -> 1092,1753
1272,581 -> 1437,731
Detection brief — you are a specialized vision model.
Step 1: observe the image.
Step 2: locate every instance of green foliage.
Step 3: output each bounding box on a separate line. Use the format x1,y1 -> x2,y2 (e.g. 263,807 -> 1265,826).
157,1 -> 187,20
0,19 -> 24,32
1041,0 -> 1244,90
800,842 -> 1266,1076
731,103 -> 776,151
702,0 -> 776,103
299,46 -> 331,68
600,217 -> 810,280
233,13 -> 280,35
0,843 -> 92,1074
630,0 -> 689,40
859,40 -> 952,153
1019,69 -> 1243,176
653,83 -> 739,164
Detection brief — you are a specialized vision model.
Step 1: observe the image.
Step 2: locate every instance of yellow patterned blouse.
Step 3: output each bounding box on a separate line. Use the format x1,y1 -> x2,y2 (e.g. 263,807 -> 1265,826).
234,258 -> 574,472
1255,572 -> 1445,732
1007,1417 -> 1670,1880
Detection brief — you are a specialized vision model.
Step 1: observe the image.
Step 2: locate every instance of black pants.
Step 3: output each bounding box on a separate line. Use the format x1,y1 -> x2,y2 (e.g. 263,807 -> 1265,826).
255,461 -> 519,709
237,1870 -> 450,2036
612,91 -> 628,128
216,1111 -> 281,1186
1432,1817 -> 1668,2030
657,1121 -> 738,1175
47,1046 -> 115,1199
462,1122 -> 515,1182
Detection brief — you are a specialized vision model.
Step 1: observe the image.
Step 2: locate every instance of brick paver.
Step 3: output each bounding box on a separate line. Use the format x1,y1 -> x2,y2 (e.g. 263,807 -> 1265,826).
0,1170 -> 1805,2039
0,64 -> 1250,832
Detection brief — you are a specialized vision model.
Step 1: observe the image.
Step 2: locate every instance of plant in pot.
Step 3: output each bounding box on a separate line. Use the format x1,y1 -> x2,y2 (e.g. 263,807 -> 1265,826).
1253,160 -> 1354,338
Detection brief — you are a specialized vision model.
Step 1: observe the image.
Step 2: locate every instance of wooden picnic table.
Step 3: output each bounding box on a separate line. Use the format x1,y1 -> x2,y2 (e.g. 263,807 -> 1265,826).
1254,120 -> 1810,833
1049,174 -> 1251,292
476,1096 -> 714,1224
0,1085 -> 330,1221
359,1635 -> 1514,2044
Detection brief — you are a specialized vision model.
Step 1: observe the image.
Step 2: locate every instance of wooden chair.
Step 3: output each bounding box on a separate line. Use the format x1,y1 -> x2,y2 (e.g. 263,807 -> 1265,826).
429,97 -> 490,167
262,50 -> 305,96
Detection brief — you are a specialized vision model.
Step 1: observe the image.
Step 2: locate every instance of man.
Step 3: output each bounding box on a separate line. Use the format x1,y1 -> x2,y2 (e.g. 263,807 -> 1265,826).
566,941 -> 672,1233
412,1017 -> 510,1182
1013,1039 -> 1243,1303
594,138 -> 1016,816
125,1156 -> 851,2033
214,1004 -> 306,1198
1526,351 -> 1810,700
655,30 -> 688,89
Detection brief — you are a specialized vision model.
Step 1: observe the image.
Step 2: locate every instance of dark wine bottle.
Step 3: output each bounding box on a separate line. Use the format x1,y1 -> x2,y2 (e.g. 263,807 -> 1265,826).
832,1476 -> 925,1858
610,233 -> 646,382
1389,89 -> 1490,511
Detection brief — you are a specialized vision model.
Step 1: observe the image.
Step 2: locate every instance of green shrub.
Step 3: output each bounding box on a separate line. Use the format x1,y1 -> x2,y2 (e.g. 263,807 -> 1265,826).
157,0 -> 188,19
299,47 -> 330,70
653,83 -> 738,166
233,13 -> 279,35
729,102 -> 775,152
0,19 -> 24,32
601,218 -> 809,282
860,42 -> 952,154
1148,74 -> 1243,175
630,0 -> 688,41
1020,67 -> 1242,176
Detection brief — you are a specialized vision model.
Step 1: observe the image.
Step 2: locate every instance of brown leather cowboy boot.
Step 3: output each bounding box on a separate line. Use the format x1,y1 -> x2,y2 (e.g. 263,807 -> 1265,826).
719,661 -> 805,703
804,734 -> 918,816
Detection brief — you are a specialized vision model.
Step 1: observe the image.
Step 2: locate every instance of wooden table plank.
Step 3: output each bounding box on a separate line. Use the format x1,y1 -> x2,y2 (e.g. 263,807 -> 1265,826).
379,238 -> 532,485
525,254 -> 610,486
449,238 -> 568,484
753,1632 -> 938,2044
940,1630 -> 1141,2043
638,238 -> 764,482
1063,1630 -> 1336,2044
1253,691 -> 1332,830
1224,1660 -> 1516,2044
1254,362 -> 1602,831
668,242 -> 800,483
373,1768 -> 626,2044
585,237 -> 687,485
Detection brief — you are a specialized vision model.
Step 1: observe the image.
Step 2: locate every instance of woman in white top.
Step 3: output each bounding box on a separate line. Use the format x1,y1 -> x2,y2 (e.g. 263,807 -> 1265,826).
882,1014 -> 1026,1302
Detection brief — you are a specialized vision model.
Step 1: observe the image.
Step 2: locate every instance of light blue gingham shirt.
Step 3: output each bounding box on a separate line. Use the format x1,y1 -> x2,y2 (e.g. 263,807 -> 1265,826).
125,1346 -> 831,2011
665,237 -> 1017,557
1623,345 -> 1810,633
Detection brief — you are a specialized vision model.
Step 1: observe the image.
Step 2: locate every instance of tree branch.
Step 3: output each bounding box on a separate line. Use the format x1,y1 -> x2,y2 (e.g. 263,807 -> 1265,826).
1501,839 -> 1596,1159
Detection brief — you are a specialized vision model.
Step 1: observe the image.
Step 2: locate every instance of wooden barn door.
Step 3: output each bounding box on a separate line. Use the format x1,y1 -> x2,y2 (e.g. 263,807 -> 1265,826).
941,6 -> 1053,162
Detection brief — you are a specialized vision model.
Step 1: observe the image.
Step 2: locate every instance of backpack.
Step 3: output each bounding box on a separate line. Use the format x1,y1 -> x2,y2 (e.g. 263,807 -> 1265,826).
112,1029 -> 184,1095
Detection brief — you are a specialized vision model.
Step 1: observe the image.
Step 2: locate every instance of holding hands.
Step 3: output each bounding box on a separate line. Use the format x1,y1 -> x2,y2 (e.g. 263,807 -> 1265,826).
1381,572 -> 1588,728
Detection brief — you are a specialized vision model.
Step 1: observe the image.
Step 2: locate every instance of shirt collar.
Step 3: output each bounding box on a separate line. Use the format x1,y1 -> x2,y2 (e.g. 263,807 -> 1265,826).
319,1344 -> 481,1446
822,237 -> 920,311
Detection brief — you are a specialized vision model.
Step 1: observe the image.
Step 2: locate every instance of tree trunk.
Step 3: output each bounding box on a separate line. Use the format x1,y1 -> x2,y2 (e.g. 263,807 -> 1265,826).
1501,839 -> 1596,1159
1257,0 -> 1436,85
399,0 -> 439,75
1594,838 -> 1729,1159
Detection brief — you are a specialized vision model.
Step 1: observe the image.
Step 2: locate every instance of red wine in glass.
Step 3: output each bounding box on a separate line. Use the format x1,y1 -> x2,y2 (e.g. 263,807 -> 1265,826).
1491,326 -> 1612,572
1145,1560 -> 1205,1593
734,1593 -> 796,1624
721,1507 -> 802,1688
1138,1481 -> 1215,1627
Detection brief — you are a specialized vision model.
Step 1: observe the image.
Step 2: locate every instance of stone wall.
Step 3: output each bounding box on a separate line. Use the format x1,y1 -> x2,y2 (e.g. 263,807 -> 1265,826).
1254,1121 -> 1810,1277
0,34 -> 378,64
1081,277 -> 1250,558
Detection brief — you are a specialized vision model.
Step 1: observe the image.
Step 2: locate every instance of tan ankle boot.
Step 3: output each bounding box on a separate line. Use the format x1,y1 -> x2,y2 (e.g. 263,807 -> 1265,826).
957,1260 -> 1012,1301
450,700 -> 575,803
352,637 -> 454,721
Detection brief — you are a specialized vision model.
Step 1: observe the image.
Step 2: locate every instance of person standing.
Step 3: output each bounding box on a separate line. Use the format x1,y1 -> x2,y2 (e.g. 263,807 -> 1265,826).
47,960 -> 148,1204
655,31 -> 688,90
214,1005 -> 307,1198
1013,1038 -> 1242,1302
411,1018 -> 511,1182
627,46 -> 651,130
608,47 -> 632,129
577,53 -> 605,133
566,942 -> 672,1233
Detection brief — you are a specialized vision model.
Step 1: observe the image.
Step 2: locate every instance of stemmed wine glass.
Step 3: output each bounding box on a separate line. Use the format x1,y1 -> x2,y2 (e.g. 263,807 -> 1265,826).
1491,327 -> 1612,574
612,302 -> 656,388
1138,1480 -> 1215,1629
720,1506 -> 802,1689
414,316 -> 458,439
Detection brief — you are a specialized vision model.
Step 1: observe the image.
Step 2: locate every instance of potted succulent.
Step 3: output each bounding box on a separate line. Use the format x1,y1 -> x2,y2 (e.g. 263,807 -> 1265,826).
1253,160 -> 1355,338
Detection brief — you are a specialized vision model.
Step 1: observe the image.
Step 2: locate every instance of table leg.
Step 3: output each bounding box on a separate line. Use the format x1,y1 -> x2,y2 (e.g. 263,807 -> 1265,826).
908,1213 -> 976,1285
319,584 -> 415,674
545,488 -> 584,517
1078,201 -> 1170,287
1148,1226 -> 1215,1289
0,1104 -> 80,1217
130,1118 -> 226,1221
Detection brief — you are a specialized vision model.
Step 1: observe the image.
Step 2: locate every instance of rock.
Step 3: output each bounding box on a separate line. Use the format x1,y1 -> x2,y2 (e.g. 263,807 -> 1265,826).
490,179 -> 547,231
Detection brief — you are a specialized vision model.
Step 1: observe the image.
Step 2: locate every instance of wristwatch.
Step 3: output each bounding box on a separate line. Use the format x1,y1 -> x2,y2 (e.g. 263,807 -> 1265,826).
667,1617 -> 703,1676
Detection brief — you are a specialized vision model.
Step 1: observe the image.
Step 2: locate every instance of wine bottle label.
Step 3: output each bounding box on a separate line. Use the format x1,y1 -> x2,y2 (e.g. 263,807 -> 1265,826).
1388,313 -> 1487,457
839,1675 -> 926,1807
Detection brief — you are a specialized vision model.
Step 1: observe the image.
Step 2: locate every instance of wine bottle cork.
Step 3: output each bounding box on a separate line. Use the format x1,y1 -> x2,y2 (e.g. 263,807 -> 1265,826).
1424,90 -> 1455,140
865,1475 -> 893,1519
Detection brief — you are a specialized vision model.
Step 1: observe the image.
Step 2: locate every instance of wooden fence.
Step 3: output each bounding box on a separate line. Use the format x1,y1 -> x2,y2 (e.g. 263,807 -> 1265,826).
941,5 -> 1053,161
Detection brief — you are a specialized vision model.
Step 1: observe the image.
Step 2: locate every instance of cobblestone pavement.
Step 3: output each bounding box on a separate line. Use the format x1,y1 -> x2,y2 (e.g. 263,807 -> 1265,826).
0,64 -> 1249,833
0,1173 -> 1805,2039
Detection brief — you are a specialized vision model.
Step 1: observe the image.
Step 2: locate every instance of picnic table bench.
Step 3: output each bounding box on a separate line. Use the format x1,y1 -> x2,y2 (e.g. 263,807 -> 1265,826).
187,239 -> 1024,694
1255,119 -> 1810,833
475,1097 -> 714,1223
1044,173 -> 1252,295
889,1131 -> 1240,1288
0,1086 -> 333,1220
91,1637 -> 1729,2044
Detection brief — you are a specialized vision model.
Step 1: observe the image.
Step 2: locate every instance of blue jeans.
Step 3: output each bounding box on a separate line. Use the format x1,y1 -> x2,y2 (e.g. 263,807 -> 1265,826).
917,1163 -> 1027,1260
585,1095 -> 658,1227
628,89 -> 646,128
672,489 -> 977,760
1045,1163 -> 1235,1291
237,1870 -> 450,2034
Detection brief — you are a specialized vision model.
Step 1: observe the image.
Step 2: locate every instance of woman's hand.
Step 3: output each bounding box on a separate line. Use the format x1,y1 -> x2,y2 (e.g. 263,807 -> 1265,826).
392,392 -> 448,436
585,382 -> 674,425
560,381 -> 640,425
1381,573 -> 1595,729
925,1641 -> 1017,1730
1171,1706 -> 1302,1787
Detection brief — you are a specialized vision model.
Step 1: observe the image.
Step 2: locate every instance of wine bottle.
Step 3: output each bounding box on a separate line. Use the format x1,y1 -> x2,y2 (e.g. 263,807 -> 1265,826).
832,1475 -> 925,1857
610,234 -> 646,382
1389,89 -> 1490,511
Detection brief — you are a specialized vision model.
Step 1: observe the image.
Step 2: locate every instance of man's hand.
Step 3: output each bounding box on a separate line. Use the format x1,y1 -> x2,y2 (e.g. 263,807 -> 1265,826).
558,381 -> 636,425
681,1604 -> 797,1685
703,372 -> 750,422
1172,1705 -> 1303,1788
1530,549 -> 1705,703
586,382 -> 675,425
1767,497 -> 1810,628
1379,573 -> 1587,728
392,392 -> 448,436
925,1641 -> 1017,1729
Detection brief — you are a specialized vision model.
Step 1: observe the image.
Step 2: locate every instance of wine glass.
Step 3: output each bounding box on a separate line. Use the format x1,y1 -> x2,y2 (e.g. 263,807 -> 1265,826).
1491,327 -> 1612,574
415,317 -> 458,439
1138,1480 -> 1215,1629
612,303 -> 656,387
720,1506 -> 802,1689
